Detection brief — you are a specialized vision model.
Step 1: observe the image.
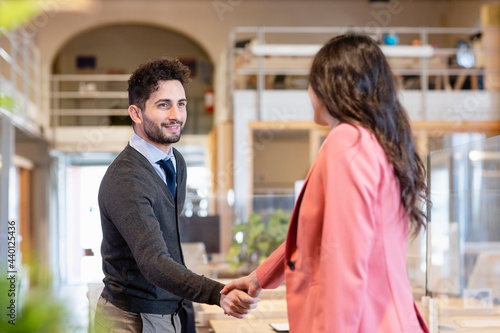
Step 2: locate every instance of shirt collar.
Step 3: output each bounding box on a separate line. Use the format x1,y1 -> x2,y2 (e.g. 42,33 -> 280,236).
129,132 -> 174,165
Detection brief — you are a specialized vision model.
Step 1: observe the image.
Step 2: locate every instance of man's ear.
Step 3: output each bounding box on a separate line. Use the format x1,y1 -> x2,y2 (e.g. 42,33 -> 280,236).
128,105 -> 143,125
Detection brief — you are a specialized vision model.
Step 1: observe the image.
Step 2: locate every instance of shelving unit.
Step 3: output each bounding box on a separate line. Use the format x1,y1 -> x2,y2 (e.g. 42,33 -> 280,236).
229,26 -> 500,219
51,74 -> 130,122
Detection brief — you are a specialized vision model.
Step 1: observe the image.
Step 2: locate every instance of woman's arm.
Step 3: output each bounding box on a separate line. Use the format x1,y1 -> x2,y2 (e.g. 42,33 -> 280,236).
221,241 -> 287,296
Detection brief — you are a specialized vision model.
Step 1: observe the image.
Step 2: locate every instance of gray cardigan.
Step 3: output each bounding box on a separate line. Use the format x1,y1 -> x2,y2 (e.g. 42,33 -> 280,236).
98,144 -> 223,314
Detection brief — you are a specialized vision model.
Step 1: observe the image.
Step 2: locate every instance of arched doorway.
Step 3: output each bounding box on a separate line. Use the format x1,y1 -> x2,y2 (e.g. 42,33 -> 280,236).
52,23 -> 214,134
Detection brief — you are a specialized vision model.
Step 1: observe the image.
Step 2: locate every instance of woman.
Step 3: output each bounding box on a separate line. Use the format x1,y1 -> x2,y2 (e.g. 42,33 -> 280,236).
222,33 -> 430,332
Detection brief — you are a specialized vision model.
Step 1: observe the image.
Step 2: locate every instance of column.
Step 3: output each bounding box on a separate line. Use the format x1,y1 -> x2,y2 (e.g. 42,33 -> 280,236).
481,4 -> 500,91
0,115 -> 15,272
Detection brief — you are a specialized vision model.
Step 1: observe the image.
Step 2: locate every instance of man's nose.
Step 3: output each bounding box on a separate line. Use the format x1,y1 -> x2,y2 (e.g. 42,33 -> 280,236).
168,105 -> 179,120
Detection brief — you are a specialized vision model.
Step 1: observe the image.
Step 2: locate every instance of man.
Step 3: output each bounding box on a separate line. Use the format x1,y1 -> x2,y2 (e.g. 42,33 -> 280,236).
95,58 -> 257,333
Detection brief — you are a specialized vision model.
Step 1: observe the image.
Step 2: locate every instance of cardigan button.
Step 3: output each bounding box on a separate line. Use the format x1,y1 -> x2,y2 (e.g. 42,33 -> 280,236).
287,260 -> 295,271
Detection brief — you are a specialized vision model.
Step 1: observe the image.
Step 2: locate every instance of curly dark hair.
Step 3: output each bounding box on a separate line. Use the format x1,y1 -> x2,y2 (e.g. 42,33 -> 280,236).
128,58 -> 190,111
309,33 -> 428,236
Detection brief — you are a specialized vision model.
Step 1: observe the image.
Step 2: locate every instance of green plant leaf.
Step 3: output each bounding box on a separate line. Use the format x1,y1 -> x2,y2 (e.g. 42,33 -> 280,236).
227,210 -> 291,271
227,243 -> 242,260
0,0 -> 40,30
248,222 -> 265,242
0,273 -> 73,332
0,94 -> 16,111
257,241 -> 270,254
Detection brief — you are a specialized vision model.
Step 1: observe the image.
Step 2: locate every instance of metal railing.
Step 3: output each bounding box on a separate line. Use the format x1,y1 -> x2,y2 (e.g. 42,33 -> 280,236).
50,74 -> 130,128
50,74 -> 207,131
0,27 -> 42,135
229,26 -> 497,121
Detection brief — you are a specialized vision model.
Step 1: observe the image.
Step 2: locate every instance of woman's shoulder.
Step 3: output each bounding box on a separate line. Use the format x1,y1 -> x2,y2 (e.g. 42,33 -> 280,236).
323,123 -> 378,152
319,123 -> 390,171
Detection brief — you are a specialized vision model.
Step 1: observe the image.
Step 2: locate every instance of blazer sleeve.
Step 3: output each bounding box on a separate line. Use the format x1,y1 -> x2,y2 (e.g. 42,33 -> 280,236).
316,126 -> 381,331
256,241 -> 286,289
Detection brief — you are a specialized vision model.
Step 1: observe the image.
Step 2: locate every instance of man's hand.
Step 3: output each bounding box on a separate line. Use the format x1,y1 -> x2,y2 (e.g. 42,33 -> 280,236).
220,270 -> 262,298
220,289 -> 259,319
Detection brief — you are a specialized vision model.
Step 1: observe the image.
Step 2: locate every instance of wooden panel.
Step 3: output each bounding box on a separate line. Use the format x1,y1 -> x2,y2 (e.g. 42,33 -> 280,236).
481,4 -> 500,91
249,120 -> 328,131
215,121 -> 234,192
19,167 -> 32,265
412,120 -> 500,156
481,4 -> 500,27
412,120 -> 500,135
253,130 -> 309,191
208,126 -> 217,213
214,121 -> 234,255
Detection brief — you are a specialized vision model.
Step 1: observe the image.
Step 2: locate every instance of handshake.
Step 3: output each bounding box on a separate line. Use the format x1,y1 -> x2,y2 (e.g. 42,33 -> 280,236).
219,270 -> 262,319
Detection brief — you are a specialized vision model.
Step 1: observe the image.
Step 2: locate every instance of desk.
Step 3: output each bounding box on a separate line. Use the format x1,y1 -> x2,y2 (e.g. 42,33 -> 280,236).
210,318 -> 288,333
438,316 -> 500,332
195,298 -> 287,333
439,304 -> 500,332
195,299 -> 287,326
198,296 -> 500,332
194,281 -> 288,331
420,298 -> 500,332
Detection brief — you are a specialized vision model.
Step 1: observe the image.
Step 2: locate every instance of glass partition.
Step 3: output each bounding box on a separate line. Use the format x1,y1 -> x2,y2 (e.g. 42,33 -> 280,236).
427,134 -> 500,330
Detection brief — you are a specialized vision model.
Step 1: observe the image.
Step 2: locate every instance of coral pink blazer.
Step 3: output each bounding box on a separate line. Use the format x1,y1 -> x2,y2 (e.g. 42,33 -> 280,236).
256,124 -> 429,333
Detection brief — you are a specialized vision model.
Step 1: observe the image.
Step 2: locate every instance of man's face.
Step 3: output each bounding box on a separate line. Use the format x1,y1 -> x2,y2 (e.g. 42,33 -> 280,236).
140,80 -> 187,147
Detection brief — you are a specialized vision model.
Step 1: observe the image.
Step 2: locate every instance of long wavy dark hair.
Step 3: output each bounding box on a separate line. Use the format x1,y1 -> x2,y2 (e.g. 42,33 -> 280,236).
309,33 -> 428,235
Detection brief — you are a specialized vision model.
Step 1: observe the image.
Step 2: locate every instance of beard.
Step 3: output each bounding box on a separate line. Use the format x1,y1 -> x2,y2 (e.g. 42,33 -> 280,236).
142,113 -> 184,145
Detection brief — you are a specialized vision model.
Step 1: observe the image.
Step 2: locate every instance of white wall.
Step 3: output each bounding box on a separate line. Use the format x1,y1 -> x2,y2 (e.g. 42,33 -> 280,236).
34,0 -> 492,123
36,1 -> 492,60
53,25 -> 211,75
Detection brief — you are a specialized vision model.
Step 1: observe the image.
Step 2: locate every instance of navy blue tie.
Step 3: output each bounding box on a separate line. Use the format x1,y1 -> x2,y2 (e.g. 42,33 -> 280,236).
157,158 -> 176,198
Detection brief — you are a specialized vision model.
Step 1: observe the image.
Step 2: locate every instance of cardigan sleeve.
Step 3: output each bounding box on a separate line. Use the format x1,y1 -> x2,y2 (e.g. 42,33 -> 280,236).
99,155 -> 224,306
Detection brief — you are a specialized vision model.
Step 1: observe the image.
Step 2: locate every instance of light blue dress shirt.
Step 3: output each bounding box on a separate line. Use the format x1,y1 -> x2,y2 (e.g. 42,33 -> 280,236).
129,133 -> 177,187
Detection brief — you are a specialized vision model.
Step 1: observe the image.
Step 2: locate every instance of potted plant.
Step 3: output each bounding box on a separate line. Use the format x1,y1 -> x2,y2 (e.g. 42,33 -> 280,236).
227,209 -> 290,272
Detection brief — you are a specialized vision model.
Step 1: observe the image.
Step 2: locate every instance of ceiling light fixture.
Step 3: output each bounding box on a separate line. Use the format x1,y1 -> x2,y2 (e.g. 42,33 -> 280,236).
250,43 -> 435,58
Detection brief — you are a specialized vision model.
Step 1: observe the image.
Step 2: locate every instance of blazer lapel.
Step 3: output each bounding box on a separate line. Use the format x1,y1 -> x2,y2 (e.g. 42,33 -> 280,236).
285,162 -> 316,258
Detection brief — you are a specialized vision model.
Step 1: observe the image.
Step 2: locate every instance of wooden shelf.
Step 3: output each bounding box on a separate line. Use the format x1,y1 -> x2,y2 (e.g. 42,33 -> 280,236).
55,108 -> 128,116
52,91 -> 128,99
412,120 -> 500,135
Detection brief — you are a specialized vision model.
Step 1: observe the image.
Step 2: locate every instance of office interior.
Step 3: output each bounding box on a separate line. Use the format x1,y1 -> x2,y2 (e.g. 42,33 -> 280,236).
1,0 -> 500,332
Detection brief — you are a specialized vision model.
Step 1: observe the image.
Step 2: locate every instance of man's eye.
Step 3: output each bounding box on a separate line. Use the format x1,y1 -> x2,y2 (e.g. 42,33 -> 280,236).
158,102 -> 172,109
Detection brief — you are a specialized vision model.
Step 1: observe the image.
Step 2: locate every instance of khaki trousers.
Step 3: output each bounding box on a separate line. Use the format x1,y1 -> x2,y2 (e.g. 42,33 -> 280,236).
94,296 -> 181,333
